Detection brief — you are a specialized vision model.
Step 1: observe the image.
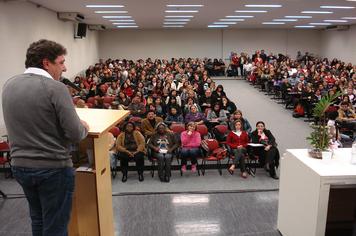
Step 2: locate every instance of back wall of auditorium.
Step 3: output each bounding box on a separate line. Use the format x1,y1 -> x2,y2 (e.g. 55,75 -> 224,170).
1,0 -> 356,134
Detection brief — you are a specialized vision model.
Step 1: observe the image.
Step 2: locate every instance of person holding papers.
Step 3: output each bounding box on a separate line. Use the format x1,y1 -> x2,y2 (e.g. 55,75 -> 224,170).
250,121 -> 280,179
148,122 -> 179,182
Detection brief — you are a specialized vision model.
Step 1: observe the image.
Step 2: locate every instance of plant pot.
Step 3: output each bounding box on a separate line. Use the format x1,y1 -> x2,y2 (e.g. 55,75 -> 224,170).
308,149 -> 322,159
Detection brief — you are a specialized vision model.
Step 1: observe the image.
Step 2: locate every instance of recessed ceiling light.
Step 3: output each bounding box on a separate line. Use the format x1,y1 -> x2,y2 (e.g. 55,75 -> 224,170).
341,17 -> 356,19
309,23 -> 332,25
166,5 -> 203,7
262,22 -> 285,25
245,4 -> 282,8
86,5 -> 124,8
116,26 -> 138,28
273,19 -> 298,22
103,16 -> 132,19
294,25 -> 316,28
301,11 -> 333,14
165,19 -> 191,21
163,25 -> 184,28
165,15 -> 194,18
165,10 -> 199,13
235,10 -> 267,13
95,11 -> 128,14
324,20 -> 348,22
213,22 -> 237,25
109,19 -> 135,22
285,16 -> 312,18
225,15 -> 254,18
320,6 -> 355,9
208,25 -> 229,28
112,23 -> 136,25
163,22 -> 187,25
219,19 -> 245,21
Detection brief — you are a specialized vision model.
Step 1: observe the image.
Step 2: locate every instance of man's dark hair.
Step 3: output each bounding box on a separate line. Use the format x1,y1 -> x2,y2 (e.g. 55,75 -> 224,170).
25,39 -> 67,69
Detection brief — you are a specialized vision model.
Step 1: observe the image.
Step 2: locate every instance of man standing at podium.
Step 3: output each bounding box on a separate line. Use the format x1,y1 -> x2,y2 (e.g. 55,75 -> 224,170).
2,39 -> 89,236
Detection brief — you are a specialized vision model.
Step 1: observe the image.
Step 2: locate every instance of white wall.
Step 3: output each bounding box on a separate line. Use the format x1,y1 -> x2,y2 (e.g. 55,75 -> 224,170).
99,29 -> 223,60
0,1 -> 100,134
99,29 -> 322,60
320,25 -> 356,64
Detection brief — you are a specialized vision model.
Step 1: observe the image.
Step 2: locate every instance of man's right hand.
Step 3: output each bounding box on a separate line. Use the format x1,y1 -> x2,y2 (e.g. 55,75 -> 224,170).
81,120 -> 90,131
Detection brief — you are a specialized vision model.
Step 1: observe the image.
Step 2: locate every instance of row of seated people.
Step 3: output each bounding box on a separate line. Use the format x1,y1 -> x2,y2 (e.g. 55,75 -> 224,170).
108,110 -> 280,183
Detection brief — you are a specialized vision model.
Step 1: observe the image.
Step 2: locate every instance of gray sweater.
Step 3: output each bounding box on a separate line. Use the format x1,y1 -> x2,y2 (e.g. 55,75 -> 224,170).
2,73 -> 88,168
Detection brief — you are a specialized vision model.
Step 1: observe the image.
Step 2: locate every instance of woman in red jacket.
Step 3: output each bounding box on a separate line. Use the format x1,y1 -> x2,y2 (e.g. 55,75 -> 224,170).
226,120 -> 249,178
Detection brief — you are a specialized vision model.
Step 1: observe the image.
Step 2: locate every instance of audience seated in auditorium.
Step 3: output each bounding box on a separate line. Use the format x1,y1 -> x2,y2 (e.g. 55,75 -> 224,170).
116,122 -> 146,182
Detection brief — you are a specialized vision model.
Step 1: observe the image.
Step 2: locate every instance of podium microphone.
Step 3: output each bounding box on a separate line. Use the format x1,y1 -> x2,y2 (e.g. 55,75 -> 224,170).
61,77 -> 81,92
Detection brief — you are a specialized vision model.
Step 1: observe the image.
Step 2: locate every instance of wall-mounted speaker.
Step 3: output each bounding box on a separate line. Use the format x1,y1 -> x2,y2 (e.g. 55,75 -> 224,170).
75,23 -> 87,38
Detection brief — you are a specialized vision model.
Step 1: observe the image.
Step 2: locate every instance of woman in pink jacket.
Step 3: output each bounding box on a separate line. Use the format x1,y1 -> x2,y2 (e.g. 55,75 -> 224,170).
180,122 -> 201,172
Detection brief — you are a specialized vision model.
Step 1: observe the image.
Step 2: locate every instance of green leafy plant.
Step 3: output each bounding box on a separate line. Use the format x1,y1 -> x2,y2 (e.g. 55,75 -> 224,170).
307,92 -> 341,151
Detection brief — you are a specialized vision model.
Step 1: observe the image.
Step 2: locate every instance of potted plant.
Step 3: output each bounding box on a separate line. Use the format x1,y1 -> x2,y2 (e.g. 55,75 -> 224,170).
307,92 -> 341,159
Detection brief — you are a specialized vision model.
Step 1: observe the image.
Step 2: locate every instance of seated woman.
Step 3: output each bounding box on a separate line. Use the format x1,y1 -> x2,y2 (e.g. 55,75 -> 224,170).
165,107 -> 184,126
184,104 -> 206,125
250,121 -> 280,179
180,122 -> 201,173
226,120 -> 249,178
148,122 -> 179,182
183,97 -> 202,115
116,122 -> 146,182
221,96 -> 237,117
228,110 -> 252,134
206,103 -> 229,129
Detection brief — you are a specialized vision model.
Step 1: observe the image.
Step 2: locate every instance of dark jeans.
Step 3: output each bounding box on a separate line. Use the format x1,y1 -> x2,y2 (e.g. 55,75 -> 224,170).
180,148 -> 200,165
118,151 -> 145,175
153,153 -> 172,179
12,167 -> 75,236
232,148 -> 247,172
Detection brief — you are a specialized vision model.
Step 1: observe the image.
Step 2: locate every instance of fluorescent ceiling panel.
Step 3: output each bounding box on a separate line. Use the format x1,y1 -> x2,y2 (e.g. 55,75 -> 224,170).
86,5 -> 124,8
320,6 -> 355,9
295,25 -> 315,28
309,23 -> 332,25
165,15 -> 194,18
301,11 -> 333,14
323,19 -> 348,22
95,11 -> 128,14
235,10 -> 267,13
225,15 -> 254,18
208,25 -> 228,28
245,5 -> 282,8
166,5 -> 203,7
103,16 -> 132,18
165,10 -> 199,13
285,16 -> 312,18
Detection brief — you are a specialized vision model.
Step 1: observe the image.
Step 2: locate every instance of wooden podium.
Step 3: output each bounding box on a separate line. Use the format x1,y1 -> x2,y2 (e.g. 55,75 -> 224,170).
69,108 -> 129,236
